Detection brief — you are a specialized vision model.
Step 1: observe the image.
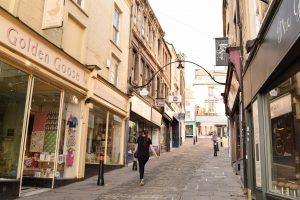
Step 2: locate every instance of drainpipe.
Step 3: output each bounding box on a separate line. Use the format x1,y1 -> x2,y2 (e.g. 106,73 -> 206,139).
236,0 -> 247,192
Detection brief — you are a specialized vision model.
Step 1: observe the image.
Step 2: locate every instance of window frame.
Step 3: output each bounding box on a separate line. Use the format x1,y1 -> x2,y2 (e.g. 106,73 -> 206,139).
113,6 -> 121,45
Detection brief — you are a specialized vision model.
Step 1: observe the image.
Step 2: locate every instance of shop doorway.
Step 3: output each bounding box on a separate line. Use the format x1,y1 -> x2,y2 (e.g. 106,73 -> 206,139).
20,79 -> 61,197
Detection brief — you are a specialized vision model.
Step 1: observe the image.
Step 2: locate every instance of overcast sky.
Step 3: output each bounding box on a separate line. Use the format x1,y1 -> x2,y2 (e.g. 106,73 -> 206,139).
149,0 -> 223,73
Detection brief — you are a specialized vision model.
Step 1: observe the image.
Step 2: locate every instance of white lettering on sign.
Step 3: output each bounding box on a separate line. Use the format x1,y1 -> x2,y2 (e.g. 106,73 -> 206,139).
294,0 -> 300,22
277,16 -> 292,44
0,14 -> 87,87
270,94 -> 292,119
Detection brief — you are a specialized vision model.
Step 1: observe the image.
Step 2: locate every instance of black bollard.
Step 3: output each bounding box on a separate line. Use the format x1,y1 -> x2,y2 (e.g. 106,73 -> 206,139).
196,135 -> 198,142
220,137 -> 223,147
193,136 -> 195,145
97,154 -> 104,186
214,141 -> 218,156
132,154 -> 138,171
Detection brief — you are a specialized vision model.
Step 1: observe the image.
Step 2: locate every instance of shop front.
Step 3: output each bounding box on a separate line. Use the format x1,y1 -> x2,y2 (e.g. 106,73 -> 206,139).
0,9 -> 89,199
126,96 -> 161,163
224,45 -> 242,181
161,116 -> 171,153
84,77 -> 129,177
243,1 -> 300,199
162,103 -> 173,151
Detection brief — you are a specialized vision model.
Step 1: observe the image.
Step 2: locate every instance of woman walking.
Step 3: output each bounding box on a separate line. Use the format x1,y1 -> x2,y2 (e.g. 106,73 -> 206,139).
134,130 -> 158,186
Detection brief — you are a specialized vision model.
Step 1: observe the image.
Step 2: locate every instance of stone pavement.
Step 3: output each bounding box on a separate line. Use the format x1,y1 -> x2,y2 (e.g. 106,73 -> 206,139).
19,138 -> 246,200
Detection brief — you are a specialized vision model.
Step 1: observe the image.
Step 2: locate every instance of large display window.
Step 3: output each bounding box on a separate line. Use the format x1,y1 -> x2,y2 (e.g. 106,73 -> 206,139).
106,113 -> 122,165
86,107 -> 107,164
86,106 -> 123,165
127,121 -> 137,162
22,79 -> 61,186
0,61 -> 29,179
268,72 -> 300,198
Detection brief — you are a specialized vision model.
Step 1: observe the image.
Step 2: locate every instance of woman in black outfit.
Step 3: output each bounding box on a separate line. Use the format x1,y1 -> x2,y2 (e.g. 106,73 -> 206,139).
134,130 -> 158,186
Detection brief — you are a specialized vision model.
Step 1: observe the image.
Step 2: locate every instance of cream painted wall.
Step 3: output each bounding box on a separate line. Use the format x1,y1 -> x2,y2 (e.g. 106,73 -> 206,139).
86,0 -> 132,93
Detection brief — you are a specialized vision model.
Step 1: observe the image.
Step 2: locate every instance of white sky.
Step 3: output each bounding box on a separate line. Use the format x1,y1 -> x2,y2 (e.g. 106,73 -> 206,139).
149,0 -> 223,77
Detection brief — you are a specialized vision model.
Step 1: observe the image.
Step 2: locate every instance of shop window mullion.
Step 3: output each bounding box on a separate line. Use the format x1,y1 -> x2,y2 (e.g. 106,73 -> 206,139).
104,111 -> 109,164
18,75 -> 34,195
52,90 -> 64,189
258,94 -> 271,198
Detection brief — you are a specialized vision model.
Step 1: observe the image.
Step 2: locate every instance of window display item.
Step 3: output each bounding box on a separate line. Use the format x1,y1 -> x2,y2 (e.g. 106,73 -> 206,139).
43,131 -> 57,152
66,148 -> 75,167
32,112 -> 47,131
29,131 -> 45,152
67,114 -> 78,128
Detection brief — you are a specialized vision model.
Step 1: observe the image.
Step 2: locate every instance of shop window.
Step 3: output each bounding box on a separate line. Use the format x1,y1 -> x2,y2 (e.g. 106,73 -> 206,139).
127,121 -> 137,162
109,56 -> 119,87
268,73 -> 300,197
106,113 -> 122,165
22,79 -> 61,182
113,6 -> 121,45
0,62 -> 29,179
86,107 -> 107,164
55,92 -> 81,179
186,125 -> 193,137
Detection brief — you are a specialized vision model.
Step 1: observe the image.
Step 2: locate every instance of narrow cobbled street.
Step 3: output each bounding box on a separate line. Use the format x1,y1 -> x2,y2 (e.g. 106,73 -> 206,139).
20,138 -> 246,200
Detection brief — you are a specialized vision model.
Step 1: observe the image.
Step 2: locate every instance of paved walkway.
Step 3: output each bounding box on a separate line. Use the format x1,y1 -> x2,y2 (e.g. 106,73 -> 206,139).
19,138 -> 246,200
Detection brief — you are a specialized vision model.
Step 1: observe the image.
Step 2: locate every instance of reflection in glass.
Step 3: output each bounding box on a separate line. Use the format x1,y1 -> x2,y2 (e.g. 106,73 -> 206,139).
86,107 -> 107,164
0,62 -> 29,179
106,113 -> 122,165
268,73 -> 300,197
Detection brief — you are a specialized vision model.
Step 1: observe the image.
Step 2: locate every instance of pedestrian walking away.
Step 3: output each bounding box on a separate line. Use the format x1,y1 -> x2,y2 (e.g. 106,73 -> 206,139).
133,130 -> 158,186
212,131 -> 218,156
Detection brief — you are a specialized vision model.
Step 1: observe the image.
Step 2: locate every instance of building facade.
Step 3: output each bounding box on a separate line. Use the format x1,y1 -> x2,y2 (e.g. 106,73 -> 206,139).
223,0 -> 300,199
185,87 -> 196,138
0,0 -> 132,198
193,68 -> 227,137
126,0 -> 171,161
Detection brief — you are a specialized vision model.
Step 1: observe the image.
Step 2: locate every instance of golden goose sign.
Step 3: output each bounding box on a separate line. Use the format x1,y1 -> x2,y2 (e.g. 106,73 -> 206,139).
0,12 -> 87,88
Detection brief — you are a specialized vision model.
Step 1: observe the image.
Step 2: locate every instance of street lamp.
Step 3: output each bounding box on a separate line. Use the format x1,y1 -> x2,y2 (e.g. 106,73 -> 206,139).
133,59 -> 226,95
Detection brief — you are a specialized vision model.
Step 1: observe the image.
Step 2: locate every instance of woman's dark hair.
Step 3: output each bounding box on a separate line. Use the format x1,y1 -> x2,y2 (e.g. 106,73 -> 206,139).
143,130 -> 149,146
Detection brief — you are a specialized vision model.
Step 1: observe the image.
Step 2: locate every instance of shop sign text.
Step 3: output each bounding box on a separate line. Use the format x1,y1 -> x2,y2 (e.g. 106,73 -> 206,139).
0,14 -> 87,87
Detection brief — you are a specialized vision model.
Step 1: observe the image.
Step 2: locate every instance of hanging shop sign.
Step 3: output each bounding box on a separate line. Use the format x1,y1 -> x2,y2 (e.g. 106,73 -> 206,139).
0,12 -> 87,88
178,113 -> 185,120
156,98 -> 165,107
215,37 -> 228,66
168,95 -> 182,103
42,0 -> 64,29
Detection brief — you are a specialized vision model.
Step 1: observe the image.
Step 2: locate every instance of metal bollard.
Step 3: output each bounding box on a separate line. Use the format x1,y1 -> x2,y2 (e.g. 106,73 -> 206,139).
220,137 -> 223,147
196,135 -> 198,142
132,156 -> 138,171
193,136 -> 195,145
97,154 -> 104,186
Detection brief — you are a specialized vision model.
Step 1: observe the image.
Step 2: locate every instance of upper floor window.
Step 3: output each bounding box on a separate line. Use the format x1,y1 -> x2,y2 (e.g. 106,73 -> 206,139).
113,7 -> 121,45
132,49 -> 139,83
142,16 -> 146,36
133,5 -> 138,24
75,0 -> 84,8
110,56 -> 119,86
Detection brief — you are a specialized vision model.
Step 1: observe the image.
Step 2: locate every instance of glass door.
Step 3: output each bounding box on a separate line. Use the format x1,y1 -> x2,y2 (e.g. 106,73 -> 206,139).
21,78 -> 61,194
